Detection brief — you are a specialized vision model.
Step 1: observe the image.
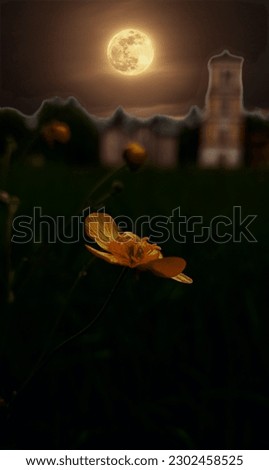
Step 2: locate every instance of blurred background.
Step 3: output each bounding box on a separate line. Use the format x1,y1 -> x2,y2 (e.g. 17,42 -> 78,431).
0,0 -> 269,452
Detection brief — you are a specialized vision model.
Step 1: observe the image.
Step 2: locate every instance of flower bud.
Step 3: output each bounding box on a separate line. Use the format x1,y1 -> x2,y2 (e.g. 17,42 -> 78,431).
111,180 -> 124,194
123,142 -> 147,170
41,121 -> 71,147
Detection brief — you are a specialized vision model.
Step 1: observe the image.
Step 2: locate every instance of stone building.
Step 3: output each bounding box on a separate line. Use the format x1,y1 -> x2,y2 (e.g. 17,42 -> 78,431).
98,50 -> 247,168
199,50 -> 244,168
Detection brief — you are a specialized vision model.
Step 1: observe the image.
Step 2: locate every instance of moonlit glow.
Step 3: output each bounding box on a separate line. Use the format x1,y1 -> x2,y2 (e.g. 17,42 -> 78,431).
107,29 -> 154,76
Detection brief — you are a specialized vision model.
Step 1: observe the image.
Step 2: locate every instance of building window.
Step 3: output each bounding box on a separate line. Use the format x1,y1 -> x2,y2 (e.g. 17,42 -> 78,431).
221,70 -> 232,86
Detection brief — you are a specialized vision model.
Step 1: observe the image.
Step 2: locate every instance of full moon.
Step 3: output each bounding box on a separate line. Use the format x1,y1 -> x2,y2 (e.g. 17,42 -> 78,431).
107,29 -> 154,76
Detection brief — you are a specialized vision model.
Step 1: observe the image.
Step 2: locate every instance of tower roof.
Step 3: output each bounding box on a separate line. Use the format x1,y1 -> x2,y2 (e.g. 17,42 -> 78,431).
209,49 -> 244,65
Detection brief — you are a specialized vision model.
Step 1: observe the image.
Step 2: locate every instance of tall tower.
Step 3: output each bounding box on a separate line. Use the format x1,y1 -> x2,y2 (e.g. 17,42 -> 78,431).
199,50 -> 244,168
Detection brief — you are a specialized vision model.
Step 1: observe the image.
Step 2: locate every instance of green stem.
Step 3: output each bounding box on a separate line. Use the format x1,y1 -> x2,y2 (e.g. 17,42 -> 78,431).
81,165 -> 126,211
9,266 -> 127,406
14,166 -> 126,297
46,266 -> 127,358
29,258 -> 96,364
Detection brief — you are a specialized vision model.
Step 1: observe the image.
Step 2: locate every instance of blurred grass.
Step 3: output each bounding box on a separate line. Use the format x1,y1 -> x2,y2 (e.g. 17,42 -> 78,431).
0,160 -> 268,449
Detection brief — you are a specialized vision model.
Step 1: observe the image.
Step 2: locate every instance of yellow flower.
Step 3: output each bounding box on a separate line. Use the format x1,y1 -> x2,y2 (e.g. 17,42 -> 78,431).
123,142 -> 147,170
85,213 -> 192,283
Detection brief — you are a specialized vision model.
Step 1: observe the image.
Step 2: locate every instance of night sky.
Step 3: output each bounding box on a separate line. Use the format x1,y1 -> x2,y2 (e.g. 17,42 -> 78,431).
0,0 -> 268,117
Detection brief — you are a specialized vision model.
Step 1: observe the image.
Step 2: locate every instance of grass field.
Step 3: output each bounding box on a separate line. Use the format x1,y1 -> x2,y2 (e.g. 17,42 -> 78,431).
0,161 -> 268,449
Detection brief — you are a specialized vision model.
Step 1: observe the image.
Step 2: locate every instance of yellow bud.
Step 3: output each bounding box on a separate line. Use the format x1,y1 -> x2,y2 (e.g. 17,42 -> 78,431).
123,142 -> 147,170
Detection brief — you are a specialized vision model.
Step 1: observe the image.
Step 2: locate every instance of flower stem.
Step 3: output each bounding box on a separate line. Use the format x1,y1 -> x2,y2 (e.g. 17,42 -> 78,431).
1,195 -> 20,305
47,266 -> 127,357
14,166 -> 126,297
9,266 -> 127,407
82,165 -> 126,210
23,257 -> 96,372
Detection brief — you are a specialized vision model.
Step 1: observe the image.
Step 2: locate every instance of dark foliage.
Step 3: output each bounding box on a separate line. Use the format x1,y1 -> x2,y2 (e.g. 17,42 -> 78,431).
0,160 -> 268,449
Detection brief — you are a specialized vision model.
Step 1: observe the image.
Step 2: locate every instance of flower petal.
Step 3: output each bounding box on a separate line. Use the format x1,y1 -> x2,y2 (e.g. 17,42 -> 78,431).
85,213 -> 119,249
137,248 -> 162,266
172,273 -> 193,284
143,256 -> 187,278
85,244 -> 125,265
